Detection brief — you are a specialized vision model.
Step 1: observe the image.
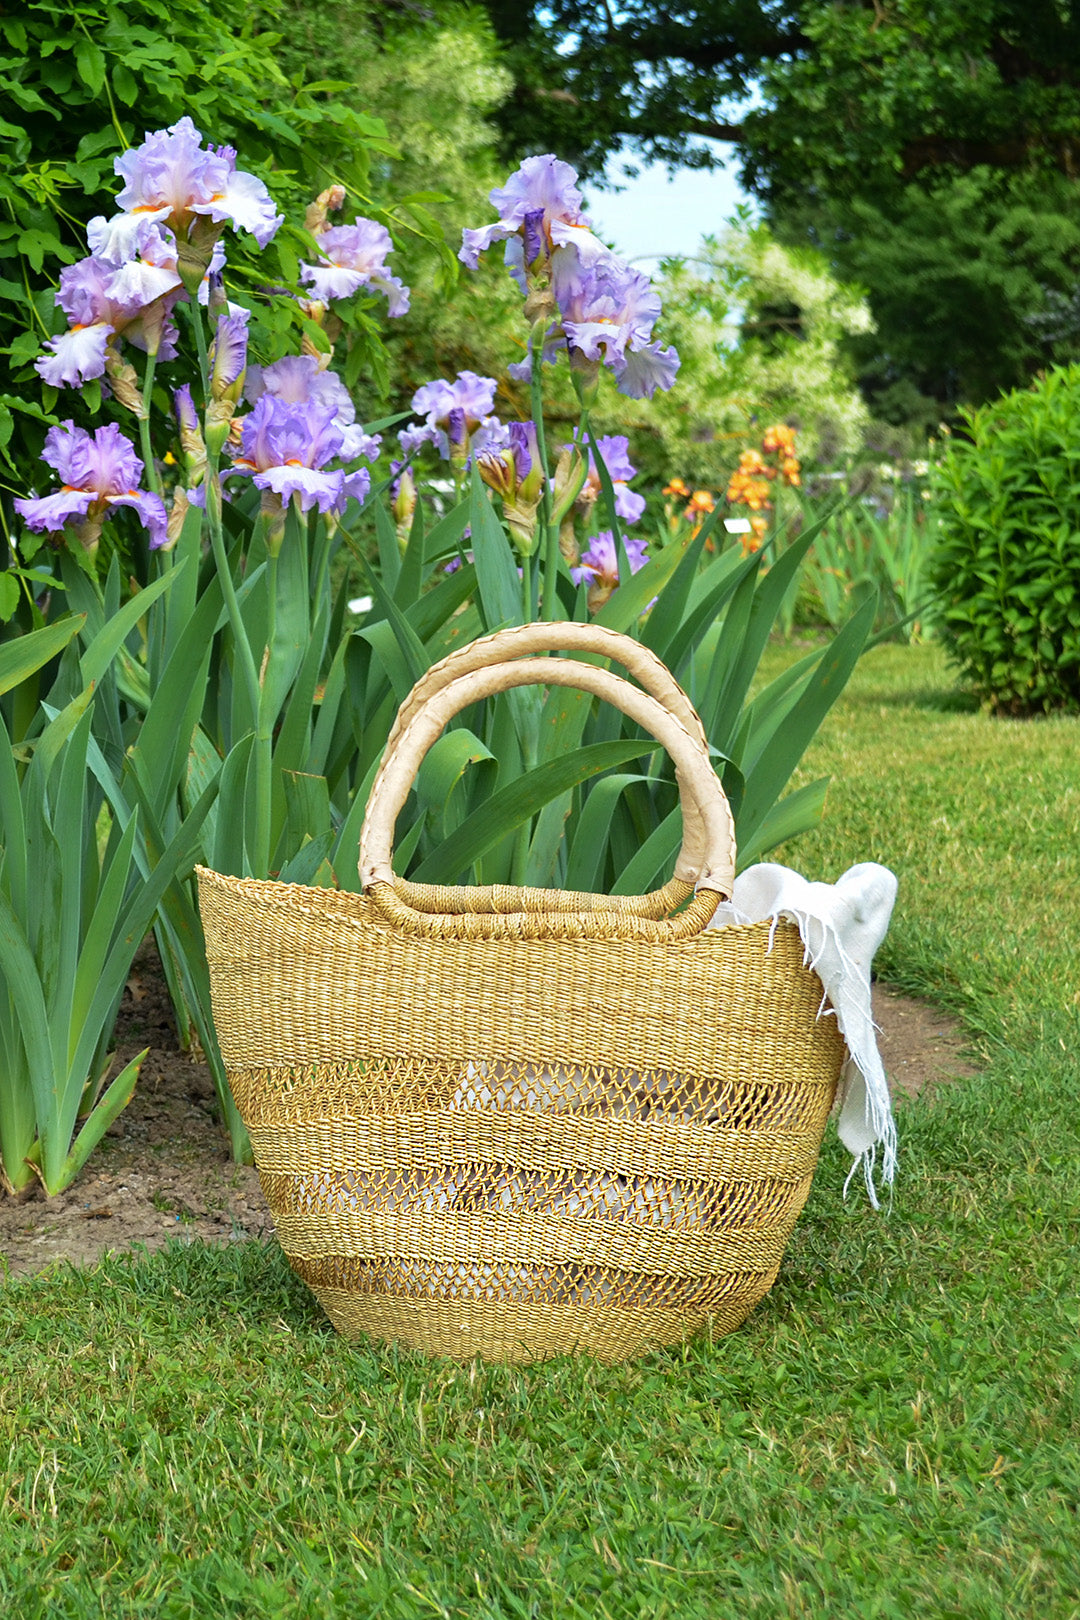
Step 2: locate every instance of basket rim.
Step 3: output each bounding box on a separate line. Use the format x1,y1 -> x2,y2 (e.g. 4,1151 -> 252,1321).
195,864 -> 807,951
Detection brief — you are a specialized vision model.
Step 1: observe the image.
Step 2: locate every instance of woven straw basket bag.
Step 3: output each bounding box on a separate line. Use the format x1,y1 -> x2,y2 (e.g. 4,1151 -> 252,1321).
197,623 -> 846,1364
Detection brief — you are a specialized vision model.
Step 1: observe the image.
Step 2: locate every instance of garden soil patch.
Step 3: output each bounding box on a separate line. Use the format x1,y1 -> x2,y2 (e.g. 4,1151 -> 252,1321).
0,946 -> 977,1279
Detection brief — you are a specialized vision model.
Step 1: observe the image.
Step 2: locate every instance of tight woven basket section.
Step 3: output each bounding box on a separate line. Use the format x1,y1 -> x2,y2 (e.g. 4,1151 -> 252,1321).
197,872 -> 846,1364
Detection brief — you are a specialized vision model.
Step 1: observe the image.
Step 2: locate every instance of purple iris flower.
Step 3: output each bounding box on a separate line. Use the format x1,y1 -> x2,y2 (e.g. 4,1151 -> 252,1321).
578,435 -> 647,525
88,212 -> 230,313
111,117 -> 282,248
36,224 -> 185,387
226,394 -> 370,514
556,255 -> 661,368
413,371 -> 495,428
459,154 -> 607,281
505,238 -> 677,398
15,421 -> 167,549
522,208 -> 546,271
400,371 -> 501,460
515,243 -> 680,400
570,530 -> 649,589
245,354 -> 382,462
299,221 -> 410,315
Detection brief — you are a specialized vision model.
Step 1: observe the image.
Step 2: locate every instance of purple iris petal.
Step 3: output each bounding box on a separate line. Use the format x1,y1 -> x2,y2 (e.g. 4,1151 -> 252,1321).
614,486 -> 646,524
592,434 -> 636,485
35,324 -> 113,387
246,354 -> 322,405
411,378 -> 458,423
253,464 -> 347,513
507,420 -> 536,483
204,166 -> 282,247
210,311 -> 249,399
105,251 -> 182,316
489,156 -> 585,231
405,371 -> 500,460
86,212 -> 158,264
447,408 -> 467,454
104,488 -> 168,549
522,207 -> 545,269
615,341 -> 681,399
398,422 -> 439,457
338,424 -> 381,462
55,255 -> 115,325
459,224 -> 504,271
452,371 -> 497,425
342,468 -> 372,504
44,419 -> 143,490
174,383 -> 199,435
15,488 -> 96,534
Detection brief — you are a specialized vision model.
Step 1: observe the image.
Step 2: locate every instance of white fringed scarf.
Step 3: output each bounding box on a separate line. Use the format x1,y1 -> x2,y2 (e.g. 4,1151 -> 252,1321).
707,861 -> 899,1207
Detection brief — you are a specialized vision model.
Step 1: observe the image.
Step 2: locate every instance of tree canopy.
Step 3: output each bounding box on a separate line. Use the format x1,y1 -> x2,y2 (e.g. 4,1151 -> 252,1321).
479,0 -> 1080,205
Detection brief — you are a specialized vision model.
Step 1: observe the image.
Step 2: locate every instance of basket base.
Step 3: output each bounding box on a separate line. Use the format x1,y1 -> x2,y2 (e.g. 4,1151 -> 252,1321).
306,1276 -> 779,1364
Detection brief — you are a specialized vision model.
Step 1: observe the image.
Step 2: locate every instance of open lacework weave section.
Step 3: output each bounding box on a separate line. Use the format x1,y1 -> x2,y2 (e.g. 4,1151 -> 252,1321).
237,1050 -> 838,1346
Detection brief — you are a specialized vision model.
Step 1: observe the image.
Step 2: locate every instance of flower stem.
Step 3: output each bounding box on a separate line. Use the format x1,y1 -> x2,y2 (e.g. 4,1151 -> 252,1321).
253,543 -> 279,875
521,554 -> 533,626
529,349 -> 557,623
137,349 -> 162,502
204,457 -> 261,751
189,301 -> 211,405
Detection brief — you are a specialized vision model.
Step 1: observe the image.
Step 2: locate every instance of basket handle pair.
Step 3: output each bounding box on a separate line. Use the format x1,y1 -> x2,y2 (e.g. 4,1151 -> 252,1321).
359,622 -> 736,942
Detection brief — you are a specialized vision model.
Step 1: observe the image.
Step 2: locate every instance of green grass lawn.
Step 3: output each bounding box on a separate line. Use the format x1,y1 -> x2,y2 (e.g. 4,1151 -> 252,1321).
3,640 -> 1079,1619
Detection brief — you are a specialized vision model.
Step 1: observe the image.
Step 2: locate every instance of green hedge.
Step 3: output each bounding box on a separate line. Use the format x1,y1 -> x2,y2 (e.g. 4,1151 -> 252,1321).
929,364 -> 1080,713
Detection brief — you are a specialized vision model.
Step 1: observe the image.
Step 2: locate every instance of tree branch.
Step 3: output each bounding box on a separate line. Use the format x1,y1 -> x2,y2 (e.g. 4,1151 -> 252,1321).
901,132 -> 1080,178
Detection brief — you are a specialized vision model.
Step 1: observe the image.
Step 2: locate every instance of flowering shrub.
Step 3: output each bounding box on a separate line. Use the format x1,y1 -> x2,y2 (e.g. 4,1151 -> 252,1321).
930,365 -> 1080,712
2,130 -> 876,1187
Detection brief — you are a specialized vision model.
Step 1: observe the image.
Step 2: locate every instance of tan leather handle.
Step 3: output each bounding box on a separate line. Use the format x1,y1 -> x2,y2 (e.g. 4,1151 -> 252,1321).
359,657 -> 736,911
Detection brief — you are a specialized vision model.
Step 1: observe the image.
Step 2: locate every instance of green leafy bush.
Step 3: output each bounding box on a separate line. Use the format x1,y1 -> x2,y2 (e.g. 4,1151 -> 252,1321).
0,0 -> 447,501
929,365 -> 1080,713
